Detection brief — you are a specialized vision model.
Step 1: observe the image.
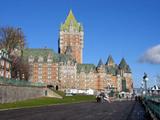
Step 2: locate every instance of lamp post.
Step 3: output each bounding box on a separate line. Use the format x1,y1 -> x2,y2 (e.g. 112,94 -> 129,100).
143,73 -> 149,95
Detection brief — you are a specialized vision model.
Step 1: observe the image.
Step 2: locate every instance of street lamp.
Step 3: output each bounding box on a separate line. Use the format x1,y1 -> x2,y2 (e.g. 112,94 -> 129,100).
143,73 -> 149,95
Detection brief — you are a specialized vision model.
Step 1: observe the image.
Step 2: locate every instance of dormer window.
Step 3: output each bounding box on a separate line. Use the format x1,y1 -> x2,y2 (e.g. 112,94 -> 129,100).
47,58 -> 52,62
38,56 -> 43,62
47,54 -> 52,63
28,55 -> 34,63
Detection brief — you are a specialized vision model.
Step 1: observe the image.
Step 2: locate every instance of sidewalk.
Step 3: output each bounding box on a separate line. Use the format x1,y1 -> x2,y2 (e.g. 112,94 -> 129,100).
126,101 -> 151,120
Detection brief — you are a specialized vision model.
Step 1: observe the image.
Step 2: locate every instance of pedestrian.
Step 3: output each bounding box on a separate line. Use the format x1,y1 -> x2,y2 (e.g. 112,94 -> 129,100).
96,94 -> 101,103
99,92 -> 105,103
126,96 -> 128,101
104,94 -> 111,103
119,94 -> 121,101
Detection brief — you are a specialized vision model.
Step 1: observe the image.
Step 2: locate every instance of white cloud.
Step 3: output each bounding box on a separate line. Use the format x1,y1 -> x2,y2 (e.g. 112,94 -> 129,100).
139,44 -> 160,64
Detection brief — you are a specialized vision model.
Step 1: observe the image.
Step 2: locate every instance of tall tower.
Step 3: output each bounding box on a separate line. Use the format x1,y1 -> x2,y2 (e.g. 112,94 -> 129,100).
59,10 -> 84,63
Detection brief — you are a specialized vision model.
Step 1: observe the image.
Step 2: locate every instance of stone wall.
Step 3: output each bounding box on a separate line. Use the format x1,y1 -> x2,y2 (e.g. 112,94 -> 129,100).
0,84 -> 46,103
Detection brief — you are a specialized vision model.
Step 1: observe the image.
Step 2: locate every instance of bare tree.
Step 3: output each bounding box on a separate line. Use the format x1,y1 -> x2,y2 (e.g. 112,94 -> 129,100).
0,26 -> 26,56
0,26 -> 29,80
11,56 -> 30,81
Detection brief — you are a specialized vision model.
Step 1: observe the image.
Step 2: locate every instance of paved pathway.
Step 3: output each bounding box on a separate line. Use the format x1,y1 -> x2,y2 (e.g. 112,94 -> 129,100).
127,101 -> 151,120
0,101 -> 150,120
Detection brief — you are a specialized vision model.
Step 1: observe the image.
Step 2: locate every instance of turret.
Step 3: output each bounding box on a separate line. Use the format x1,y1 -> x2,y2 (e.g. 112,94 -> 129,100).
97,59 -> 105,73
105,55 -> 117,75
119,58 -> 127,69
106,55 -> 115,67
119,58 -> 131,73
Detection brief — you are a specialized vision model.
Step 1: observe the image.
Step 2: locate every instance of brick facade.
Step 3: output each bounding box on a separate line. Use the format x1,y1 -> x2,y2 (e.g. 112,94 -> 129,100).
22,10 -> 133,94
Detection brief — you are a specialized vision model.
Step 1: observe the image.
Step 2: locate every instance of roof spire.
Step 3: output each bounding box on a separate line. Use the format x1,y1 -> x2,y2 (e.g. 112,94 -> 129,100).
119,57 -> 127,69
67,9 -> 75,21
118,57 -> 131,73
106,55 -> 115,66
97,59 -> 103,67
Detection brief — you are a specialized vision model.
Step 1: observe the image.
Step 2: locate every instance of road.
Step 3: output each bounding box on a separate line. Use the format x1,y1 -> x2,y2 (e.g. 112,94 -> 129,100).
0,101 -> 150,120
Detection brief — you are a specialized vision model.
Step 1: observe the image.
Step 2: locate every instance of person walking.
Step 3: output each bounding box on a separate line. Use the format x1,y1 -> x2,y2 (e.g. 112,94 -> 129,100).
104,93 -> 111,103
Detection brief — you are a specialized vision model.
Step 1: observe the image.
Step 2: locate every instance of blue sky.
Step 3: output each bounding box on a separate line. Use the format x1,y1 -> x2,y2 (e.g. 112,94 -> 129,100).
0,0 -> 160,88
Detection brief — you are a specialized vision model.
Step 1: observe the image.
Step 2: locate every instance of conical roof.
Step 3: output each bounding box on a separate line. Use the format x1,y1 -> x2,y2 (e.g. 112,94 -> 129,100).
119,58 -> 131,73
60,10 -> 83,32
97,59 -> 103,67
119,58 -> 127,69
106,55 -> 115,66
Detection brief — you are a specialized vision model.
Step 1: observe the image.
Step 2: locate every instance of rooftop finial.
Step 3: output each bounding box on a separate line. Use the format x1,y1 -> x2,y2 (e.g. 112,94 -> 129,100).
69,9 -> 73,15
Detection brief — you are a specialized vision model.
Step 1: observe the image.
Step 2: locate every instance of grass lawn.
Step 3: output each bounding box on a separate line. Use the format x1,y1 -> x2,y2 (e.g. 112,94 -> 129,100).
0,95 -> 95,110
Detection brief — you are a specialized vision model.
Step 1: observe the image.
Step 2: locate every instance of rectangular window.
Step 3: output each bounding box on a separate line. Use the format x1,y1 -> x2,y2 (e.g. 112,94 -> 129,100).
1,71 -> 4,76
6,62 -> 9,68
38,76 -> 42,79
48,68 -> 51,71
48,64 -> 52,66
38,70 -> 42,74
48,71 -> 51,75
48,76 -> 51,79
1,60 -> 4,66
38,64 -> 42,67
38,67 -> 42,70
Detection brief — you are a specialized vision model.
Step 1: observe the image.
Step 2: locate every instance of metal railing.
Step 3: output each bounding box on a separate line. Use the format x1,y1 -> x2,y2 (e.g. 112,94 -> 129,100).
0,77 -> 46,87
143,96 -> 160,120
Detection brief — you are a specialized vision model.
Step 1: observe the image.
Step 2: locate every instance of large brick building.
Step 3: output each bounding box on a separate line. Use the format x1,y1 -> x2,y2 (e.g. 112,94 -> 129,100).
23,10 -> 133,94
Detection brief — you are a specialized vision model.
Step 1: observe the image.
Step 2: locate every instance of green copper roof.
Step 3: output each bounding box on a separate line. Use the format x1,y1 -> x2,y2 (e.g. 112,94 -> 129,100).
106,55 -> 115,66
77,64 -> 96,73
60,10 -> 83,32
119,58 -> 127,69
23,48 -> 77,63
59,54 -> 75,63
23,49 -> 53,57
119,58 -> 131,73
22,48 -> 59,62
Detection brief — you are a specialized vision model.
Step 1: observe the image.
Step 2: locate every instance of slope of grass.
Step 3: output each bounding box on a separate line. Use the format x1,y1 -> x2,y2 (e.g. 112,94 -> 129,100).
53,90 -> 65,97
0,95 -> 95,110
